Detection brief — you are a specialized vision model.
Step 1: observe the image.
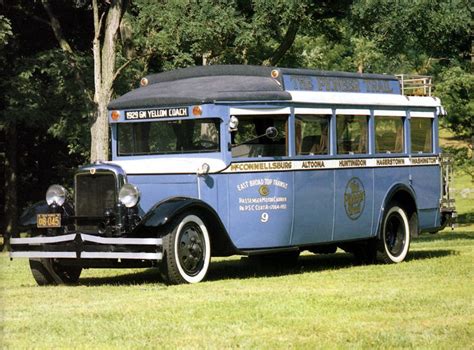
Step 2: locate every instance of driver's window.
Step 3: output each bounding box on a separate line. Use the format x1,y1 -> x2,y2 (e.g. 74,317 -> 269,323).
231,115 -> 288,158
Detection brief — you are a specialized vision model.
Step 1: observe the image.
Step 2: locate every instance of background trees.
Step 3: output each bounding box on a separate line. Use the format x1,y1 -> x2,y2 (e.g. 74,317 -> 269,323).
1,0 -> 472,239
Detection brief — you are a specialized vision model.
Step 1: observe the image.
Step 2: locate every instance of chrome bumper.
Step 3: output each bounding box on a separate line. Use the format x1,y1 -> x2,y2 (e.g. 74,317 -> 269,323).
9,234 -> 163,260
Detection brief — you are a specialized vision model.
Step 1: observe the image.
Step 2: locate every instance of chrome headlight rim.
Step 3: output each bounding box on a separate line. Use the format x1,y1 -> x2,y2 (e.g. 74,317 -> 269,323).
46,184 -> 68,206
119,183 -> 141,208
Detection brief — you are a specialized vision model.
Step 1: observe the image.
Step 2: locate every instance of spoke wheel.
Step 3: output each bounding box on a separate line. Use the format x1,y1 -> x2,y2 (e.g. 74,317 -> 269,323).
377,204 -> 411,263
161,213 -> 211,284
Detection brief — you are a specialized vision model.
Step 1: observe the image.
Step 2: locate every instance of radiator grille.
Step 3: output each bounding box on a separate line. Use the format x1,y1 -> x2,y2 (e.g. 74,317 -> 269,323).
75,172 -> 117,217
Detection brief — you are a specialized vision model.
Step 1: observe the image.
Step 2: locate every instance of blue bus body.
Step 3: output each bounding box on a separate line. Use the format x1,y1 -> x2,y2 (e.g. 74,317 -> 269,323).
10,66 -> 455,284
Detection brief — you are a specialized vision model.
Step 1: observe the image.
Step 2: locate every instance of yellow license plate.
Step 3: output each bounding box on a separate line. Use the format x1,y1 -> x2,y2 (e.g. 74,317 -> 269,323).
37,213 -> 61,228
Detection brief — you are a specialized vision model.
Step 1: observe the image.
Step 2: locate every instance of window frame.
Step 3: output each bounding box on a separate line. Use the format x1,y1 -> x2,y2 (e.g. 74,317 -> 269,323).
116,117 -> 222,157
374,114 -> 405,155
230,114 -> 290,159
335,111 -> 370,156
294,114 -> 331,156
410,113 -> 434,154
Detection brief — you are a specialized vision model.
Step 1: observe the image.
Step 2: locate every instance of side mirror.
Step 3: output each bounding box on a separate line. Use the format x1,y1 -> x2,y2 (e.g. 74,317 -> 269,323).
229,116 -> 239,132
265,126 -> 278,140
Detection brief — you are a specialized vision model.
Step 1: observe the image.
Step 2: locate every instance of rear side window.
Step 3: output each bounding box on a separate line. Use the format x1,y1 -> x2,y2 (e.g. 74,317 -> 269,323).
375,116 -> 404,153
336,115 -> 368,154
295,115 -> 330,155
411,118 -> 432,153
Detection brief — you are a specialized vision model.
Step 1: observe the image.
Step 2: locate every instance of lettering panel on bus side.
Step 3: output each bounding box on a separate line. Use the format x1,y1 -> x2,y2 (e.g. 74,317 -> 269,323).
333,168 -> 374,241
291,170 -> 334,245
227,172 -> 293,249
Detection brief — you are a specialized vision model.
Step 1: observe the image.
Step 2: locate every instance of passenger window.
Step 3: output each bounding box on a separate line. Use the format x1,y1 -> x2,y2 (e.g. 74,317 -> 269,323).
231,115 -> 288,158
411,117 -> 432,153
336,115 -> 368,154
375,116 -> 404,153
295,115 -> 329,155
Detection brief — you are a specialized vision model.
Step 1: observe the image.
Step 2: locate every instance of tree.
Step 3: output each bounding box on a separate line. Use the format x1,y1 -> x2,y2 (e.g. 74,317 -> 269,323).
435,67 -> 474,139
41,0 -> 128,162
0,1 -> 91,242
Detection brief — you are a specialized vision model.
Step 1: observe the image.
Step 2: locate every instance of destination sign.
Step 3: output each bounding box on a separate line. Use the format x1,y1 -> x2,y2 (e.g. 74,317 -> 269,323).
283,74 -> 401,94
125,107 -> 189,120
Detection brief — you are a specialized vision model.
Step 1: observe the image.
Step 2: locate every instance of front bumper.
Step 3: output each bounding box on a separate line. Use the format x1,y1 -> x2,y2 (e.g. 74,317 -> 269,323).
10,233 -> 163,260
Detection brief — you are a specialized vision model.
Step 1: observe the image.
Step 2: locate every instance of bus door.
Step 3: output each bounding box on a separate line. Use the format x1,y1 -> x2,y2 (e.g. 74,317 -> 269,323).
291,110 -> 334,245
333,111 -> 375,240
225,110 -> 294,249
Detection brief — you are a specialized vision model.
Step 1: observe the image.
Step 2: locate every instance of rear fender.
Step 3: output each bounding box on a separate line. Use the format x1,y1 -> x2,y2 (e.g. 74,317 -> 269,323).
133,197 -> 239,256
376,184 -> 419,239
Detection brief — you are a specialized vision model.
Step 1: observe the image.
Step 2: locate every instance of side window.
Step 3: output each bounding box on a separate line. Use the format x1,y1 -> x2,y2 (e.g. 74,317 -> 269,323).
295,115 -> 330,155
336,115 -> 368,154
411,117 -> 432,153
375,116 -> 404,153
231,115 -> 288,158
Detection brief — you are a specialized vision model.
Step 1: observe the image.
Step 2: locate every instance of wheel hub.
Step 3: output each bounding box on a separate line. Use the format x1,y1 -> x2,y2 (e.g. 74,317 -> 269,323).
385,213 -> 405,256
178,223 -> 205,275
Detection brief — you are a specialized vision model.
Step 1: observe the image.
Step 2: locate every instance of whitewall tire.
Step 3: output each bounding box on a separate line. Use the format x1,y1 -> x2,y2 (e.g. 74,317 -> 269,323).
162,213 -> 211,284
378,205 -> 411,263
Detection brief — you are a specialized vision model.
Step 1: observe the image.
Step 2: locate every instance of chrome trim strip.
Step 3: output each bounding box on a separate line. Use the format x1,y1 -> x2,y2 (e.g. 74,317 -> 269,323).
9,251 -> 77,258
10,234 -> 77,245
81,252 -> 162,260
81,234 -> 162,246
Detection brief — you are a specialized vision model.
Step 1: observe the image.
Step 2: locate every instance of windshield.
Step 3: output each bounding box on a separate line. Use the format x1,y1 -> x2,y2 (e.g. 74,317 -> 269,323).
117,118 -> 220,156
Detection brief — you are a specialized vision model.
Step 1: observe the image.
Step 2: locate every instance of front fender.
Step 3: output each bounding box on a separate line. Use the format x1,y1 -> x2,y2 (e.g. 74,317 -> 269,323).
18,201 -> 49,228
132,197 -> 238,256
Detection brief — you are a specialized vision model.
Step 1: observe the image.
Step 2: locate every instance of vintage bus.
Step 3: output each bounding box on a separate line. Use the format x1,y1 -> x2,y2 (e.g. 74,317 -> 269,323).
11,65 -> 456,285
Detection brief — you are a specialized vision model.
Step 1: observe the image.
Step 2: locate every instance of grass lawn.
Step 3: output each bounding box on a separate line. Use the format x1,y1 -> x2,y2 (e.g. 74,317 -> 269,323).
1,170 -> 473,348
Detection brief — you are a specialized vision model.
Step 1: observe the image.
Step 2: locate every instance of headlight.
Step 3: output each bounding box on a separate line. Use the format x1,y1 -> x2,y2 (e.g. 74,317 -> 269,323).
46,185 -> 67,206
119,184 -> 140,208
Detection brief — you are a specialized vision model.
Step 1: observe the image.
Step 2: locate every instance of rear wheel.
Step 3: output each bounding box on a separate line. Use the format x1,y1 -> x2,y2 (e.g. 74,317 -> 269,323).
377,204 -> 411,263
161,213 -> 211,284
29,259 -> 82,286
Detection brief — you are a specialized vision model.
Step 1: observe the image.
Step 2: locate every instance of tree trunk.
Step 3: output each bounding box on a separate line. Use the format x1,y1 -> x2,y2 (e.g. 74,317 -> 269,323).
4,121 -> 17,249
91,0 -> 126,162
90,98 -> 111,162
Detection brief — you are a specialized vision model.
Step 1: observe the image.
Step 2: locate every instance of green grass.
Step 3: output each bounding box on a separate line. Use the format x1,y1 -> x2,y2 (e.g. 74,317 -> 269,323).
1,168 -> 472,348
1,231 -> 473,348
1,228 -> 473,348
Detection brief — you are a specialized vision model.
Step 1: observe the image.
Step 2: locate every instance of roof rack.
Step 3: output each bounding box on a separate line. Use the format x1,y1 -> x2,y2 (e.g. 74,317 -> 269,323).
395,74 -> 432,96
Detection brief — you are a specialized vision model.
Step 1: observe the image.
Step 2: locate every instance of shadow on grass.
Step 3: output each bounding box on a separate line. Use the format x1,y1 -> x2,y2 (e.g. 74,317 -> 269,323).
79,269 -> 163,286
457,212 -> 474,225
406,249 -> 458,261
78,249 -> 457,286
414,232 -> 474,242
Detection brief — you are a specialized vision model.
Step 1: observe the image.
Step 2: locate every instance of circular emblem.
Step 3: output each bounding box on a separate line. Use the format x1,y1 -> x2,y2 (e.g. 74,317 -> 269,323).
90,168 -> 96,175
344,177 -> 365,220
258,185 -> 269,197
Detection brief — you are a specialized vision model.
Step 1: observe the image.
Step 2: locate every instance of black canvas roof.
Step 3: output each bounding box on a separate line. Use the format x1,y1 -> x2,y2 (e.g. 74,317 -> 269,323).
108,65 -> 290,110
108,65 -> 398,110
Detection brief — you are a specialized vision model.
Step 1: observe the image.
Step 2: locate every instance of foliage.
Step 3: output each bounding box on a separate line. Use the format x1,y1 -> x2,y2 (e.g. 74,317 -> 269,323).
127,0 -> 313,69
435,66 -> 474,139
1,0 -> 472,225
443,146 -> 474,183
350,0 -> 472,61
0,15 -> 12,47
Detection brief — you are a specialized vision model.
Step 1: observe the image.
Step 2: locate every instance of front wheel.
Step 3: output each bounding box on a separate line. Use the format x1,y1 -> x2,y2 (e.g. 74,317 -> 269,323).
377,205 -> 411,263
29,259 -> 82,286
161,213 -> 211,284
